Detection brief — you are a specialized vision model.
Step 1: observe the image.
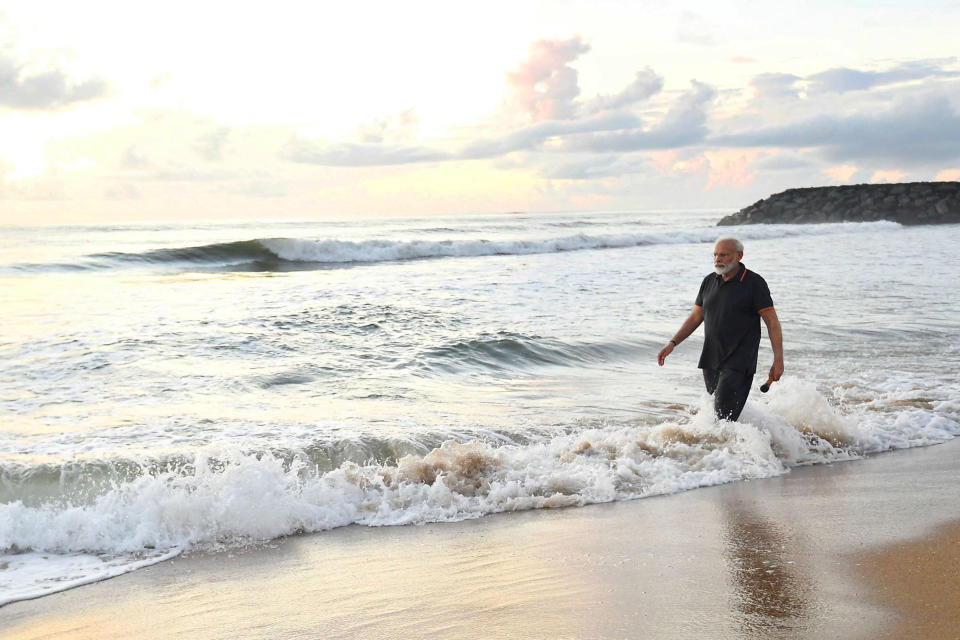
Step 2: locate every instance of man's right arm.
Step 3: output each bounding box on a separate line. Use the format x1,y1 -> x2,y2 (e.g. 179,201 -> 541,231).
657,305 -> 704,366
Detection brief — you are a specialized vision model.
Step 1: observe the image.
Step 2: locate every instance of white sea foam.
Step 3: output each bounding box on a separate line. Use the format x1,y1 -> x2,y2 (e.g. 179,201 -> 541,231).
2,374 -> 955,607
259,221 -> 900,264
0,550 -> 179,607
2,216 -> 955,610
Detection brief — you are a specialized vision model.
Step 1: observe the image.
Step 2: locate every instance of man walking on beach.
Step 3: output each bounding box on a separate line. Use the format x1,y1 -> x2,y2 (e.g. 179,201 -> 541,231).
657,237 -> 783,421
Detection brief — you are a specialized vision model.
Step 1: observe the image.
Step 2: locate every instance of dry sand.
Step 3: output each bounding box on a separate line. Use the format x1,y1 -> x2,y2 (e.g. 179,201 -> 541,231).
2,438 -> 959,640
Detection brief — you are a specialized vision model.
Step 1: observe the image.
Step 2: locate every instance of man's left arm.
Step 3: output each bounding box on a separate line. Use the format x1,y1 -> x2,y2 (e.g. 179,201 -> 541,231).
759,307 -> 784,381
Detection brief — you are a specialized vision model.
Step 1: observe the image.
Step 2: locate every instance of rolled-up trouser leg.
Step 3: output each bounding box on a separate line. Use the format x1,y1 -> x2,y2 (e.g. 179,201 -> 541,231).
702,367 -> 754,421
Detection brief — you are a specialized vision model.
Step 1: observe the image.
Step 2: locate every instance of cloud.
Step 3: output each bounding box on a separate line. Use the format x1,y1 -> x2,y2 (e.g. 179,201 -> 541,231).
658,81 -> 717,136
710,93 -> 960,164
505,37 -> 590,122
753,152 -> 814,171
935,168 -> 960,181
0,167 -> 68,200
541,156 -> 617,180
280,48 -> 959,197
144,168 -> 240,182
0,51 -> 109,110
287,111 -> 642,167
194,127 -> 231,161
806,59 -> 960,94
649,149 -> 706,175
104,183 -> 141,200
545,149 -> 766,190
822,164 -> 858,183
283,135 -> 451,166
283,41 -> 680,169
703,150 -> 764,189
562,80 -> 716,152
870,169 -> 907,183
356,109 -> 420,144
460,111 -> 642,159
120,145 -> 151,170
585,68 -> 663,113
745,60 -> 960,113
283,109 -> 441,166
284,73 -> 706,168
750,73 -> 802,101
541,155 -> 649,180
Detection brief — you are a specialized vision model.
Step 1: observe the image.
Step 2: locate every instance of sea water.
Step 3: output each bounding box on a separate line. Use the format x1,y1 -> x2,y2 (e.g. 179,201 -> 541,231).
1,210 -> 958,605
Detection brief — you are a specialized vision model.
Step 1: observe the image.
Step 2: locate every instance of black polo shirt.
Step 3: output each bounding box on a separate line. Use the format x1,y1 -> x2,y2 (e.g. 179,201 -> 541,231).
695,263 -> 773,374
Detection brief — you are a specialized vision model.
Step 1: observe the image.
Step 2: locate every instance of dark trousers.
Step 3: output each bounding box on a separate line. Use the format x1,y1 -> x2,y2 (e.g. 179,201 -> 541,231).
702,368 -> 754,421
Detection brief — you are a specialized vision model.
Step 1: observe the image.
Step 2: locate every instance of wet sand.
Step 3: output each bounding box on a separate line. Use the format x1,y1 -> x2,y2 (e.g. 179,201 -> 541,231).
856,520 -> 960,640
2,437 -> 959,640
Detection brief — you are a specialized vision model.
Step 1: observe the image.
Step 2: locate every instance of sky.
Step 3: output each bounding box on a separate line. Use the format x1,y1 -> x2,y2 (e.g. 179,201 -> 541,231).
1,0 -> 959,225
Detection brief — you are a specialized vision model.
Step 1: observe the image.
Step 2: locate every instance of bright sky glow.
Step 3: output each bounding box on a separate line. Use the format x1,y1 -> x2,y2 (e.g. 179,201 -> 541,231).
1,0 -> 959,224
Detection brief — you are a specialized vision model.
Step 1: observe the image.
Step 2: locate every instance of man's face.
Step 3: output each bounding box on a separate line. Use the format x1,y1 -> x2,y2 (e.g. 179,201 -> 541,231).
713,241 -> 742,276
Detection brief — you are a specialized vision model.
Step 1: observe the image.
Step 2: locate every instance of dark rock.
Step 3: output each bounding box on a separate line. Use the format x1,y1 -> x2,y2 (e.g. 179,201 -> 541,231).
717,182 -> 960,226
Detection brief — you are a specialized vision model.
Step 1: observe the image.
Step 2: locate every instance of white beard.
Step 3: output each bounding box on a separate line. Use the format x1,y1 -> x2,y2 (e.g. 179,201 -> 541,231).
714,260 -> 739,276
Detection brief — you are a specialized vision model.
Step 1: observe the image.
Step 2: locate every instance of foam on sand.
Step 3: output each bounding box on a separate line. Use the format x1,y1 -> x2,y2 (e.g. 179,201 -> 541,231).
2,374 -> 955,606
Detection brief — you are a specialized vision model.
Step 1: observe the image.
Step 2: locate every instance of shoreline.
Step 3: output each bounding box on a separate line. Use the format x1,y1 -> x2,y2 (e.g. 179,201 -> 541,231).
3,438 -> 960,639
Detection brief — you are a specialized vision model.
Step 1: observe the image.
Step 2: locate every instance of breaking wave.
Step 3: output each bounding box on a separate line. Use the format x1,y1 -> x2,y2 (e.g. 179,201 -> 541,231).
2,377 -> 956,606
9,221 -> 901,273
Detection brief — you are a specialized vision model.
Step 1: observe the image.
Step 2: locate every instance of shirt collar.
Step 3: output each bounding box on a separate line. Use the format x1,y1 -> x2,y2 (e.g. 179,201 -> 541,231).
715,262 -> 746,283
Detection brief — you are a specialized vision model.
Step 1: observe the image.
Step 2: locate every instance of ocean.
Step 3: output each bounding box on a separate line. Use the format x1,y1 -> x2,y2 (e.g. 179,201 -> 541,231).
1,210 -> 958,606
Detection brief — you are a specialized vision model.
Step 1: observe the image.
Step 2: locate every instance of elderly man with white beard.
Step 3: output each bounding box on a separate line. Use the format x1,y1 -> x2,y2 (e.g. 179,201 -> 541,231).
657,237 -> 784,422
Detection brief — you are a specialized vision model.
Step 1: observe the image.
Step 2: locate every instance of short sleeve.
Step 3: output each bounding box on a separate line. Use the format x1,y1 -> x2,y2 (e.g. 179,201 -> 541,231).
695,276 -> 708,307
753,276 -> 774,313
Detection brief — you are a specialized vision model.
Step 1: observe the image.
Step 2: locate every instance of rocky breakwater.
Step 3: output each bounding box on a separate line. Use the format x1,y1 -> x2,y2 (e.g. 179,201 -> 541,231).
717,182 -> 960,226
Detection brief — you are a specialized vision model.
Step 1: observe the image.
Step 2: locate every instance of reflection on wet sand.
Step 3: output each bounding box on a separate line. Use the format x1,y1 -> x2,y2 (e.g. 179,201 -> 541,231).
722,503 -> 814,636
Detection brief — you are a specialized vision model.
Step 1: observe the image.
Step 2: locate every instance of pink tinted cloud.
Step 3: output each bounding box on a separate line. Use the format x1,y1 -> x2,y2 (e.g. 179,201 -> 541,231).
870,170 -> 907,183
505,37 -> 590,122
649,150 -> 678,172
935,168 -> 960,181
649,150 -> 706,175
647,149 -> 707,175
822,164 -> 858,183
704,150 -> 765,189
650,149 -> 764,189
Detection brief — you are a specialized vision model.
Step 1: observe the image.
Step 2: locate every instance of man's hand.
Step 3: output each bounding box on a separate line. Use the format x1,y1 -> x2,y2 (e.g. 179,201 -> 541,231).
657,343 -> 674,366
769,358 -> 784,382
657,306 -> 703,368
759,307 -> 783,384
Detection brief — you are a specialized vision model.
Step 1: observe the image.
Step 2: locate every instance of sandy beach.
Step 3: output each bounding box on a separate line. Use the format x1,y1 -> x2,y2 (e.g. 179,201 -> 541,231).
856,520 -> 960,640
1,437 -> 957,639
3,0 -> 959,635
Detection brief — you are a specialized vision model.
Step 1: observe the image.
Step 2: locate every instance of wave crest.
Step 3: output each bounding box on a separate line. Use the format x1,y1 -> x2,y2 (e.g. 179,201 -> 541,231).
2,376 -> 957,606
406,332 -> 647,374
10,221 -> 901,273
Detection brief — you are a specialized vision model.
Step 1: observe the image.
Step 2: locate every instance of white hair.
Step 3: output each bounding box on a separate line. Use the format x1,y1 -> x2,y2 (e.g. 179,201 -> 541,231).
716,237 -> 744,252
